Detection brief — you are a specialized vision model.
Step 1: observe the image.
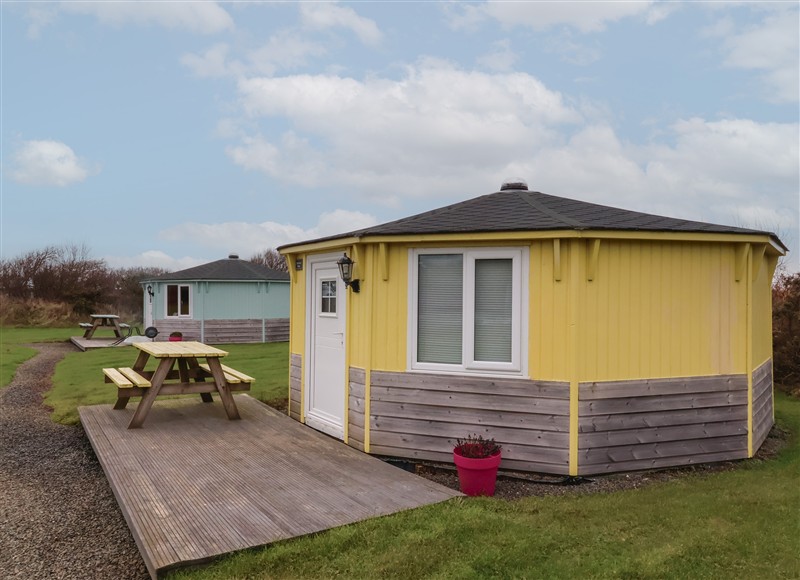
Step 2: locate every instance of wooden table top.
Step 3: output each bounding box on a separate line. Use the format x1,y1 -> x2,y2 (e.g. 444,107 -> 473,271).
133,341 -> 229,358
90,314 -> 119,319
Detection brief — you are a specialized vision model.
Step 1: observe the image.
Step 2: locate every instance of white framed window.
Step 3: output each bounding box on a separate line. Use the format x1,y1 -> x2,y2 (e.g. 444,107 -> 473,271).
319,279 -> 338,316
409,247 -> 528,376
166,284 -> 192,318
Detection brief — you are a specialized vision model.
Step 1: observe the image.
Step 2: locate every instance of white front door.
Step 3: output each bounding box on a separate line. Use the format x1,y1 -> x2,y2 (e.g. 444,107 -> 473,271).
305,258 -> 346,439
145,292 -> 154,328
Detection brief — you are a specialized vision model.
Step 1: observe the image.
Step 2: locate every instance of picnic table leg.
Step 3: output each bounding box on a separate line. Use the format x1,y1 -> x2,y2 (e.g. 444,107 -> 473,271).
206,358 -> 240,420
114,389 -> 130,410
128,358 -> 173,429
132,350 -> 150,372
84,321 -> 98,339
186,358 -> 213,403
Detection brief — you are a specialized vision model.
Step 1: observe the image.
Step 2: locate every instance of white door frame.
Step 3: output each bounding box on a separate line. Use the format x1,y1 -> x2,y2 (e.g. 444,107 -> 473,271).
144,287 -> 154,328
304,252 -> 347,439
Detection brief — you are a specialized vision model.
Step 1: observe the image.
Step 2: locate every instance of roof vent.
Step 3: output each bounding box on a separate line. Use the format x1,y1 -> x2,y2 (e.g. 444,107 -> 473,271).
500,178 -> 528,191
228,253 -> 239,259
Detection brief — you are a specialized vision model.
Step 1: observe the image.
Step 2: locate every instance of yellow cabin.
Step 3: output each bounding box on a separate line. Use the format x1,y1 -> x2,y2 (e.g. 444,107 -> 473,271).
278,181 -> 787,475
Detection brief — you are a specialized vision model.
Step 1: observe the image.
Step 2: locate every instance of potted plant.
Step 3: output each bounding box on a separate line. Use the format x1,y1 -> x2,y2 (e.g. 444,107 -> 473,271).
168,331 -> 183,342
453,434 -> 502,496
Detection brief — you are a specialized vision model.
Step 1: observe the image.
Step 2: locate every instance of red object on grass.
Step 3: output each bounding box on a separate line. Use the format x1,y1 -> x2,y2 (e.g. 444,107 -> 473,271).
453,448 -> 502,496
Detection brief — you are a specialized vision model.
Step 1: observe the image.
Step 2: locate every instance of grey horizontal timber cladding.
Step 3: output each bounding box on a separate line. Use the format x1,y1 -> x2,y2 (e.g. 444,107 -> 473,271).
753,406 -> 774,450
371,431 -> 568,466
289,353 -> 302,422
369,445 -> 571,475
752,391 -> 772,425
579,390 -> 747,416
579,374 -> 746,400
371,385 -> 569,415
371,371 -> 569,399
265,318 -> 290,342
577,373 -> 750,475
349,408 -> 365,429
579,449 -> 749,475
204,319 -> 262,343
199,318 -> 288,343
367,371 -> 569,472
155,319 -> 201,341
580,405 -> 748,433
752,359 -> 773,393
372,415 -> 569,448
580,435 -> 747,466
371,400 -> 569,432
348,366 -> 366,452
579,420 -> 747,448
751,359 -> 774,452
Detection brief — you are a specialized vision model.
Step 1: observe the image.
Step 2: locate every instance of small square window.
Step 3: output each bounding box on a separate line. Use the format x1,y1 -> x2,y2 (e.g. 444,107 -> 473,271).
321,280 -> 337,314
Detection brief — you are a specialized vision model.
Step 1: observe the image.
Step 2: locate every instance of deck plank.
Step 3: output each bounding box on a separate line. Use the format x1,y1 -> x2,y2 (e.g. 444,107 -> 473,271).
79,395 -> 460,579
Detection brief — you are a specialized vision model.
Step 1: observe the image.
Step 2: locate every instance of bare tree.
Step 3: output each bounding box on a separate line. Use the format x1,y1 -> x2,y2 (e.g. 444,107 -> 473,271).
250,248 -> 288,272
0,246 -> 59,298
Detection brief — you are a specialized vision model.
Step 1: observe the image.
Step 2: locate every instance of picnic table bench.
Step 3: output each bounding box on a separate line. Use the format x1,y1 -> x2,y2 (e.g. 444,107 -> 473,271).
102,341 -> 254,428
81,314 -> 126,339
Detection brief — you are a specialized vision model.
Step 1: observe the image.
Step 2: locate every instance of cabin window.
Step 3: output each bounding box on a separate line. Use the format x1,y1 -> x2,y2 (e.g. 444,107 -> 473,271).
410,247 -> 527,375
320,279 -> 337,315
166,284 -> 191,317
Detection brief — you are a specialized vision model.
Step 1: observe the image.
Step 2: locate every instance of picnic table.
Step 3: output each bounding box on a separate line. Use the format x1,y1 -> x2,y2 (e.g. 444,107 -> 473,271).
103,341 -> 254,429
80,314 -> 128,339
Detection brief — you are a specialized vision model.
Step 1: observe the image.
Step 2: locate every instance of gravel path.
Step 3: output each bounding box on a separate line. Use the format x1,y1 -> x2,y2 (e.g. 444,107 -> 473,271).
0,342 -> 789,577
0,342 -> 148,580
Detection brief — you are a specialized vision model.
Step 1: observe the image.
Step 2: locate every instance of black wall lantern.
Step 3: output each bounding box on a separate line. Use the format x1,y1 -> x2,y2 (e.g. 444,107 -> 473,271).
146,284 -> 154,299
337,252 -> 360,293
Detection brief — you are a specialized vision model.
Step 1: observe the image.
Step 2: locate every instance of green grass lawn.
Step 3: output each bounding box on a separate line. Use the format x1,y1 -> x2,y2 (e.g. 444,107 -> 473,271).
46,341 -> 289,424
0,326 -> 76,387
4,327 -> 798,578
167,393 -> 800,580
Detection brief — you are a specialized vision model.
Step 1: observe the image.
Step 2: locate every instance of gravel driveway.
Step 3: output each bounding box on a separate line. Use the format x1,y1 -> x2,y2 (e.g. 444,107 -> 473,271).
0,342 -> 148,580
1,342 -> 788,578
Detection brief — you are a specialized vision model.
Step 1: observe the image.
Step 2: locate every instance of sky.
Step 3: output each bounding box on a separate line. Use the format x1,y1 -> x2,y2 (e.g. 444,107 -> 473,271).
2,1 -> 799,272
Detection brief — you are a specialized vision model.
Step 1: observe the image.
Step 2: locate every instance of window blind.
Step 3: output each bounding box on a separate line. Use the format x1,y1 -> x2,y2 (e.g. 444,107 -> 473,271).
418,254 -> 463,364
474,258 -> 512,362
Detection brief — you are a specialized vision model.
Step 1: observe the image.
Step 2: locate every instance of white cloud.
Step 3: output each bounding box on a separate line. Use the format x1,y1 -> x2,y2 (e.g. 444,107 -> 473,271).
230,61 -> 581,197
181,33 -> 326,78
299,2 -> 382,46
11,140 -> 95,187
180,43 -> 238,78
104,251 -> 205,271
646,118 -> 799,199
720,8 -> 799,103
24,6 -> 57,39
61,1 -> 234,34
159,210 -> 379,253
448,1 -> 657,33
477,39 -> 518,72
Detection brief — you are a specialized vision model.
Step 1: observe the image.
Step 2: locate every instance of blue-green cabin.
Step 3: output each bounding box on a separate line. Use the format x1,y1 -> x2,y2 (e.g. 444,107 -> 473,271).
140,254 -> 290,343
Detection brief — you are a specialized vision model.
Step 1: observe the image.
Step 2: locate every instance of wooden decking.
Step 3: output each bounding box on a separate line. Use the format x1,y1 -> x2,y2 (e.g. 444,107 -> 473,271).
70,336 -> 125,351
79,395 -> 460,579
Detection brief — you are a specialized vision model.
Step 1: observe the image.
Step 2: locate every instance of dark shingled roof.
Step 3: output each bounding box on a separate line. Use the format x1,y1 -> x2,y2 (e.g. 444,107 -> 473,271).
280,187 -> 786,251
145,257 -> 289,282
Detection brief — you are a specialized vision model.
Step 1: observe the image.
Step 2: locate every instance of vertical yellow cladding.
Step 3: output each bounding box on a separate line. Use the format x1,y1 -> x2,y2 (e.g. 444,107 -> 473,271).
368,244 -> 409,371
750,247 -> 774,367
578,240 -> 745,381
529,240 -> 572,381
288,254 -> 306,358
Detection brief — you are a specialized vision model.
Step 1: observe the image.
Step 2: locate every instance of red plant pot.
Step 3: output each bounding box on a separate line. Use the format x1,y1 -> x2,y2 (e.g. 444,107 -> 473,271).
168,336 -> 182,342
453,449 -> 502,497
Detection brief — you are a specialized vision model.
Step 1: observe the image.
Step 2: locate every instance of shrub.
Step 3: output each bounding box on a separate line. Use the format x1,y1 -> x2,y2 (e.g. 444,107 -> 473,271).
773,271 -> 800,391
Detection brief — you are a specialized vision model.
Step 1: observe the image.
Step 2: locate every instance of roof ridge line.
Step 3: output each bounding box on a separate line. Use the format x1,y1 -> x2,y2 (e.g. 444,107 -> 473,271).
516,191 -> 586,229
